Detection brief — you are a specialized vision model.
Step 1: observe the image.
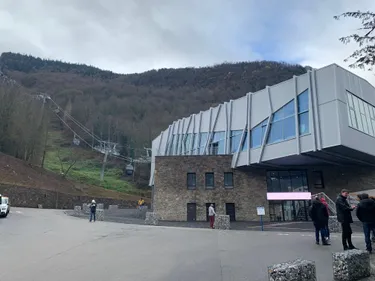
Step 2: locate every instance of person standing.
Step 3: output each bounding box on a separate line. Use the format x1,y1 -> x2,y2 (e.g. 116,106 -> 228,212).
309,197 -> 330,245
336,189 -> 357,250
89,199 -> 97,222
320,197 -> 330,241
356,193 -> 375,253
208,204 -> 216,229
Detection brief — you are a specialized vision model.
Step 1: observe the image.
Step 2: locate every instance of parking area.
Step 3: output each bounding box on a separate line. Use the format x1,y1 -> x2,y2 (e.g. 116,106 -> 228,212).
0,208 -> 373,281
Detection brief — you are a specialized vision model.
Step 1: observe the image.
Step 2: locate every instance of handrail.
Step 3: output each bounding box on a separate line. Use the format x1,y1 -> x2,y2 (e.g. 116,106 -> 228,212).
312,192 -> 337,215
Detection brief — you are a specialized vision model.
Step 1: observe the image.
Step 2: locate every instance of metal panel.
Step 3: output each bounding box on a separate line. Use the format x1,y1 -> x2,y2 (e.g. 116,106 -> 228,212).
204,105 -> 222,154
224,102 -> 229,154
258,86 -> 273,163
247,93 -> 251,165
312,69 -> 322,150
164,124 -> 173,155
308,71 -> 317,152
157,132 -> 163,156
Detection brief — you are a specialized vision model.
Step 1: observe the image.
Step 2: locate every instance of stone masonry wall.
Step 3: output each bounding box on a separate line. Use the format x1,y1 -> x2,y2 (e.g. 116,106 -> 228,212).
154,155 -> 268,221
0,185 -> 138,209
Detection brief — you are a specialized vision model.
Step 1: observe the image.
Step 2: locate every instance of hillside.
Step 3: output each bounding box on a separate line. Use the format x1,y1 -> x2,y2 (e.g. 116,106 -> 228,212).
0,52 -> 308,148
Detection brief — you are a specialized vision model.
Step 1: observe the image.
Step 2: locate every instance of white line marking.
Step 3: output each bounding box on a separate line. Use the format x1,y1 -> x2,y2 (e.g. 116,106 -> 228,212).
15,211 -> 22,214
277,233 -> 290,236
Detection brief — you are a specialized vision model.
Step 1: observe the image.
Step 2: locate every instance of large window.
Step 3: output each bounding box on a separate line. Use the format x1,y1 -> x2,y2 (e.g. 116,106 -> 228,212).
187,173 -> 196,189
182,134 -> 192,155
267,100 -> 296,144
241,130 -> 248,151
266,171 -> 308,193
192,133 -> 199,155
250,118 -> 269,148
208,131 -> 225,155
224,172 -> 234,188
230,130 -> 242,153
298,90 -> 309,135
347,91 -> 375,137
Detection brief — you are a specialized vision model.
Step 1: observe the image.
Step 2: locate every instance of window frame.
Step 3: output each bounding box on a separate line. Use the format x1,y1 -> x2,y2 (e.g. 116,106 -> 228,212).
205,172 -> 215,189
267,100 -> 296,144
187,173 -> 197,190
297,89 -> 309,136
312,171 -> 324,189
266,170 -> 309,193
347,91 -> 375,137
224,172 -> 234,188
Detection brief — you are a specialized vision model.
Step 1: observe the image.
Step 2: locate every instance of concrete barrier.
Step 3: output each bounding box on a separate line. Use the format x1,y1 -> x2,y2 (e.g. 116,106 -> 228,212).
332,249 -> 370,281
108,205 -> 119,211
82,203 -> 90,214
37,204 -> 43,209
214,215 -> 230,230
144,212 -> 158,225
74,206 -> 82,215
96,209 -> 104,221
329,216 -> 341,233
268,259 -> 316,281
97,203 -> 104,210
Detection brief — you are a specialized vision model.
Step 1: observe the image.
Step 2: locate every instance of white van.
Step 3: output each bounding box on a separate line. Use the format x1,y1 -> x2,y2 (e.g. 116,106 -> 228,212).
0,195 -> 10,218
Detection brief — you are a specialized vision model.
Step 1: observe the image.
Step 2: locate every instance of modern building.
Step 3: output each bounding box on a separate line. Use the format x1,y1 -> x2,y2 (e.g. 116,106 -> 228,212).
149,64 -> 375,222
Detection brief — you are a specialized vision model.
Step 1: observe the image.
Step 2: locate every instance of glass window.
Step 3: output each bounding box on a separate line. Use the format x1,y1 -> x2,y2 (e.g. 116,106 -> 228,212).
199,133 -> 208,154
267,100 -> 296,144
266,171 -> 308,193
313,171 -> 324,189
205,173 -> 214,188
298,90 -> 309,113
224,172 -> 233,187
250,118 -> 268,148
192,133 -> 199,155
298,112 -> 309,135
241,130 -> 248,151
230,130 -> 242,153
183,134 -> 192,155
187,173 -> 196,189
209,131 -> 225,155
346,91 -> 375,137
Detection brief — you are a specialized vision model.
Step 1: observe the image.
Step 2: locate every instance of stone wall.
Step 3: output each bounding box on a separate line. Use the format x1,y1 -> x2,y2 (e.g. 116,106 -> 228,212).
154,155 -> 268,221
0,185 -> 138,209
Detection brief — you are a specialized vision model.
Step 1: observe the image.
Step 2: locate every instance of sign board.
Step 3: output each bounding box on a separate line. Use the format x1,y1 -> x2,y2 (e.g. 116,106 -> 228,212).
257,206 -> 265,216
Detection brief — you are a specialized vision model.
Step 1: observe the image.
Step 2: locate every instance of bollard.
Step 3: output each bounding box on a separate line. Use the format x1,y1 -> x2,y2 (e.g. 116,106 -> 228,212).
144,212 -> 159,225
96,209 -> 104,221
214,215 -> 230,230
332,249 -> 370,281
328,216 -> 341,233
268,259 -> 316,281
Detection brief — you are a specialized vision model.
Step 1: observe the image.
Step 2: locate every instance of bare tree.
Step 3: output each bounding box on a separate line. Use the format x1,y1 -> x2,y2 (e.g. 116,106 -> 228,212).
56,148 -> 80,178
335,11 -> 375,70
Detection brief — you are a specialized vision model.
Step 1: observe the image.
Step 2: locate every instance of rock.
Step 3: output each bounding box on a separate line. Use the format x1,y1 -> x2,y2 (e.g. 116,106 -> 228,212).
329,216 -> 341,233
82,203 -> 90,214
144,212 -> 159,225
108,205 -> 118,211
74,206 -> 82,216
332,249 -> 370,281
268,259 -> 316,281
97,203 -> 104,210
96,209 -> 104,221
214,215 -> 230,230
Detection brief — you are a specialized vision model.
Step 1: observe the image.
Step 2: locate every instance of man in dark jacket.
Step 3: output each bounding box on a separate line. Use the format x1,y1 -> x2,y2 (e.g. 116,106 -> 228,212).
356,193 -> 375,253
309,197 -> 330,245
89,199 -> 97,222
336,189 -> 357,250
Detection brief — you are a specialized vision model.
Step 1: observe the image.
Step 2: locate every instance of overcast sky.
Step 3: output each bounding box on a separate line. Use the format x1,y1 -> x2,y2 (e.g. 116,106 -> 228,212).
0,0 -> 374,84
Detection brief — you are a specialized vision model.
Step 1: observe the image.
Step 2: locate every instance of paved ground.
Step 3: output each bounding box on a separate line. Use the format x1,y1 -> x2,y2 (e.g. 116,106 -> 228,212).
1,208 -> 374,281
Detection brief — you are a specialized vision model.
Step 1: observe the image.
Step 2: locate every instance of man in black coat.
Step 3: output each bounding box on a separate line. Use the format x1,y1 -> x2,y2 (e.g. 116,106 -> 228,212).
356,193 -> 375,253
309,197 -> 330,245
336,189 -> 357,250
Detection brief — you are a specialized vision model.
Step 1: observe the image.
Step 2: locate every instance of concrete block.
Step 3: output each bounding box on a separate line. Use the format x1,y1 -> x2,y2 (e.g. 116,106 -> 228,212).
108,205 -> 118,211
329,216 -> 341,233
144,212 -> 159,225
97,203 -> 104,210
332,249 -> 370,281
74,206 -> 82,216
96,209 -> 104,221
82,203 -> 90,214
214,215 -> 230,230
268,259 -> 316,281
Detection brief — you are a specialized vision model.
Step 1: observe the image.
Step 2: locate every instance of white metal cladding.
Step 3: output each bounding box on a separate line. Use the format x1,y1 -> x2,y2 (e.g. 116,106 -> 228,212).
149,64 -> 375,185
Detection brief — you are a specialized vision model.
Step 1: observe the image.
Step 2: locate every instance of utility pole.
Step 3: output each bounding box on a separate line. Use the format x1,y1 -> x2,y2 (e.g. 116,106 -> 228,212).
100,150 -> 108,182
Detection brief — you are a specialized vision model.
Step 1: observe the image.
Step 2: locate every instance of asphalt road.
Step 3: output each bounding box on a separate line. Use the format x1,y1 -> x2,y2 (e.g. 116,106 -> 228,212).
0,208 -> 374,281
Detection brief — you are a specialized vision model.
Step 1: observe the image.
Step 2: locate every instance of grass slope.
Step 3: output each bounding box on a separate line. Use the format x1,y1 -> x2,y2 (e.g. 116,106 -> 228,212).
44,131 -> 149,197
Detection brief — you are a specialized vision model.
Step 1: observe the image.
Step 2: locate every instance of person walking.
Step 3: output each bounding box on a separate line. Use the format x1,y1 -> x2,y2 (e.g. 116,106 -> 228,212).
309,197 -> 330,245
208,204 -> 216,229
336,189 -> 357,250
89,199 -> 97,222
370,196 -> 375,242
320,197 -> 331,241
356,193 -> 375,253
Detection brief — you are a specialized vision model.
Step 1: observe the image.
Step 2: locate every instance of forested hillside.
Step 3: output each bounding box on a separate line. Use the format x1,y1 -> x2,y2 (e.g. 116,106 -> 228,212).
0,52 -> 308,152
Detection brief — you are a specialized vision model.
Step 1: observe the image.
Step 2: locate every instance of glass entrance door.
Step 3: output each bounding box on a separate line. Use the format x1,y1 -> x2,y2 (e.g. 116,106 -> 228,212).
283,201 -> 295,221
